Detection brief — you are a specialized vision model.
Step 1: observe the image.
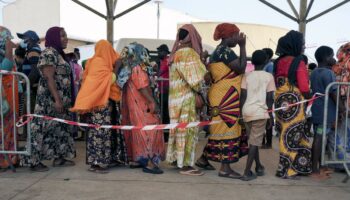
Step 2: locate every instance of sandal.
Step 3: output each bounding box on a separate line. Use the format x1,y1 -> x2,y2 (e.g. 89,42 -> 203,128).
283,175 -> 301,180
143,166 -> 164,174
195,160 -> 215,170
179,167 -> 204,176
218,171 -> 242,179
88,165 -> 109,174
31,163 -> 49,172
255,165 -> 265,176
241,171 -> 257,181
53,158 -> 75,167
129,163 -> 143,169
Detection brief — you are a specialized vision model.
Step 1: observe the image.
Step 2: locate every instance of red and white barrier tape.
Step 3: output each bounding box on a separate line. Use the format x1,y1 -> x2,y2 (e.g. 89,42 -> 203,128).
15,93 -> 324,130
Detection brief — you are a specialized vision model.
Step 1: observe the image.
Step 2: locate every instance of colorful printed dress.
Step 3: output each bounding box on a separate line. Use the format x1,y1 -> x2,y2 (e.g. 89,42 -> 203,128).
86,101 -> 126,166
202,45 -> 248,163
274,56 -> 312,178
0,58 -> 19,168
22,47 -> 75,166
122,65 -> 165,166
166,47 -> 207,168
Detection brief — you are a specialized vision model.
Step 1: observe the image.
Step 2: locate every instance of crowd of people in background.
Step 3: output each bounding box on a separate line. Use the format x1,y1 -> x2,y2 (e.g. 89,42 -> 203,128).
1,23 -> 350,181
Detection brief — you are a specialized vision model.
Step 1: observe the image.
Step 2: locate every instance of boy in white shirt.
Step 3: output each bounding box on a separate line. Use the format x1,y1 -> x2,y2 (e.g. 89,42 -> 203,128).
240,50 -> 276,181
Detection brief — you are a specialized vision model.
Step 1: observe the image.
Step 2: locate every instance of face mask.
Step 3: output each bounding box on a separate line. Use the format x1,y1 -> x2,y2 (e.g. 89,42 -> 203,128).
19,40 -> 28,49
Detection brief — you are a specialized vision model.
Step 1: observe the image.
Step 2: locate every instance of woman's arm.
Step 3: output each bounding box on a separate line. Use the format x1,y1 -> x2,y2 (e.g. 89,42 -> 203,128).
227,33 -> 247,75
42,66 -> 63,113
297,62 -> 311,99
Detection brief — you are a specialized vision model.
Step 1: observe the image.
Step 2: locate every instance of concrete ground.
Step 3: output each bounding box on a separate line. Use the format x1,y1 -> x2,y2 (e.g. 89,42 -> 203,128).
1,137 -> 349,200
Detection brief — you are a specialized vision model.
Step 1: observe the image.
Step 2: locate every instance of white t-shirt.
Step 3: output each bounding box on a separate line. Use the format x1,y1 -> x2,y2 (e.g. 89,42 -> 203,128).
241,71 -> 276,122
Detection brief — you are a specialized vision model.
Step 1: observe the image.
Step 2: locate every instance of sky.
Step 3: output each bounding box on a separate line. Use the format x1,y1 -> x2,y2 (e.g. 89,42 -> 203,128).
1,0 -> 350,61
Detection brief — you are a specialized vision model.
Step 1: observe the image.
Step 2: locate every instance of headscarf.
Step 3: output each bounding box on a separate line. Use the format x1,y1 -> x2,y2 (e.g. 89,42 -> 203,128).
169,24 -> 202,63
70,40 -> 120,113
213,23 -> 240,41
275,30 -> 304,86
0,26 -> 13,62
45,26 -> 65,57
117,42 -> 150,88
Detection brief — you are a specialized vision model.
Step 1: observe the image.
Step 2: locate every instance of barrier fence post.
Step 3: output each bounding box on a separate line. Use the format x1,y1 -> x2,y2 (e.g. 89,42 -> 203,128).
322,82 -> 350,183
0,70 -> 31,172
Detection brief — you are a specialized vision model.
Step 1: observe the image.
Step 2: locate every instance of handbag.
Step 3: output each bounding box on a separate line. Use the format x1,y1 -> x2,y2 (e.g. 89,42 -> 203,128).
1,85 -> 10,115
176,68 -> 207,109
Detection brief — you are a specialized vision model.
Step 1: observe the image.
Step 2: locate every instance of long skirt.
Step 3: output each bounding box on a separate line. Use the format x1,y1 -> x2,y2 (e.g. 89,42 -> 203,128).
275,77 -> 313,178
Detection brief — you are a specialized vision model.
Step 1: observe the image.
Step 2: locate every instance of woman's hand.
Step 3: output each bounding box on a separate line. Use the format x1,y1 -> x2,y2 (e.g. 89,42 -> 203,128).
149,101 -> 160,114
237,32 -> 246,47
54,100 -> 64,113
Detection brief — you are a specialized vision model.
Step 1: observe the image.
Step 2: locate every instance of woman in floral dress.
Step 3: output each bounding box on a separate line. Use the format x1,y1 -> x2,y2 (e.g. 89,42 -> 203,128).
24,27 -> 75,172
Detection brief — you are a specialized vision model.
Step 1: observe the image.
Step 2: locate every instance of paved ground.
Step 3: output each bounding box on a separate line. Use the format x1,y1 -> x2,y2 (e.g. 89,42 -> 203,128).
1,137 -> 349,200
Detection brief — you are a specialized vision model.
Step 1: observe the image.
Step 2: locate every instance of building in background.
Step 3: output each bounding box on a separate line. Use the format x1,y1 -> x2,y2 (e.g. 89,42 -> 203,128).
3,0 -> 200,52
3,0 -> 288,59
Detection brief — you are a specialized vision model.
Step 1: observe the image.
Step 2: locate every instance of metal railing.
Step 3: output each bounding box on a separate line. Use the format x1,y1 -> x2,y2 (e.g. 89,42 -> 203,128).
0,70 -> 31,171
322,82 -> 350,183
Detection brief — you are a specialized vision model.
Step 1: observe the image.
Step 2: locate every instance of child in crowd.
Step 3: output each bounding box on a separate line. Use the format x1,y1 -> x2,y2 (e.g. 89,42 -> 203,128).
310,46 -> 344,180
240,50 -> 275,181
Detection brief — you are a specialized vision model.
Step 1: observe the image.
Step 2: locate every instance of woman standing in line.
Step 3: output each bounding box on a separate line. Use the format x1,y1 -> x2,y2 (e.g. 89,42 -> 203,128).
166,24 -> 207,176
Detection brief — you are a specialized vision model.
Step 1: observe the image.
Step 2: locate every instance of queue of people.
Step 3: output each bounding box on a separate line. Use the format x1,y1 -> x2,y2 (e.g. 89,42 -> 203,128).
1,23 -> 350,181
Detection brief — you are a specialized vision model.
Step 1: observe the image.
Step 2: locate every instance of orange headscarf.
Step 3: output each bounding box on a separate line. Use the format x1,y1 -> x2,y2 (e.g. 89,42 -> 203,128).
169,24 -> 203,63
213,23 -> 240,41
70,40 -> 120,113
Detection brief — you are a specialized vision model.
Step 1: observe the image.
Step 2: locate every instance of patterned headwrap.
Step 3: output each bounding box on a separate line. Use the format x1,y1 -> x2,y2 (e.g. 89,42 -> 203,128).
213,23 -> 240,41
45,26 -> 66,58
332,42 -> 350,97
118,42 -> 150,88
0,26 -> 13,62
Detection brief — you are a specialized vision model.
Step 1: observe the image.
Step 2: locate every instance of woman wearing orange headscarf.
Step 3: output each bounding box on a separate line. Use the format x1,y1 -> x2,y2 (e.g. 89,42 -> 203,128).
195,23 -> 249,179
71,40 -> 122,173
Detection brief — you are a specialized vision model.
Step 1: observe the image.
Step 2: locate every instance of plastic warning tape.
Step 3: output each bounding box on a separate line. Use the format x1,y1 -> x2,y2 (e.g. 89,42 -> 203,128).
16,94 -> 324,130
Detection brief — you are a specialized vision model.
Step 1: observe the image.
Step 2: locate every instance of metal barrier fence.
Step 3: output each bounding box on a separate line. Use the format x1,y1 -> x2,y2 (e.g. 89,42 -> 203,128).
0,70 -> 31,171
322,82 -> 350,183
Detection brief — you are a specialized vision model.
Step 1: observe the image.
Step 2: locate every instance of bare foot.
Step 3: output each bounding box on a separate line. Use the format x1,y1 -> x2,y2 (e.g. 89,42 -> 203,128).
310,173 -> 330,181
320,168 -> 334,175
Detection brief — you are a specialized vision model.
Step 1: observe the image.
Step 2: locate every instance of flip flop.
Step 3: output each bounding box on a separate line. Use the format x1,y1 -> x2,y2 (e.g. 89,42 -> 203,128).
240,171 -> 257,181
218,171 -> 242,179
195,161 -> 216,170
179,169 -> 204,176
129,164 -> 143,169
53,159 -> 75,167
88,165 -> 109,174
255,165 -> 265,176
143,167 -> 164,174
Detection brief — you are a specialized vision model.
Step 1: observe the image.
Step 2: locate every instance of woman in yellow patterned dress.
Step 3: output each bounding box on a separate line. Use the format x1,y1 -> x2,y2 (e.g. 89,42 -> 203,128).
166,24 -> 207,176
195,23 -> 248,178
274,31 -> 312,179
